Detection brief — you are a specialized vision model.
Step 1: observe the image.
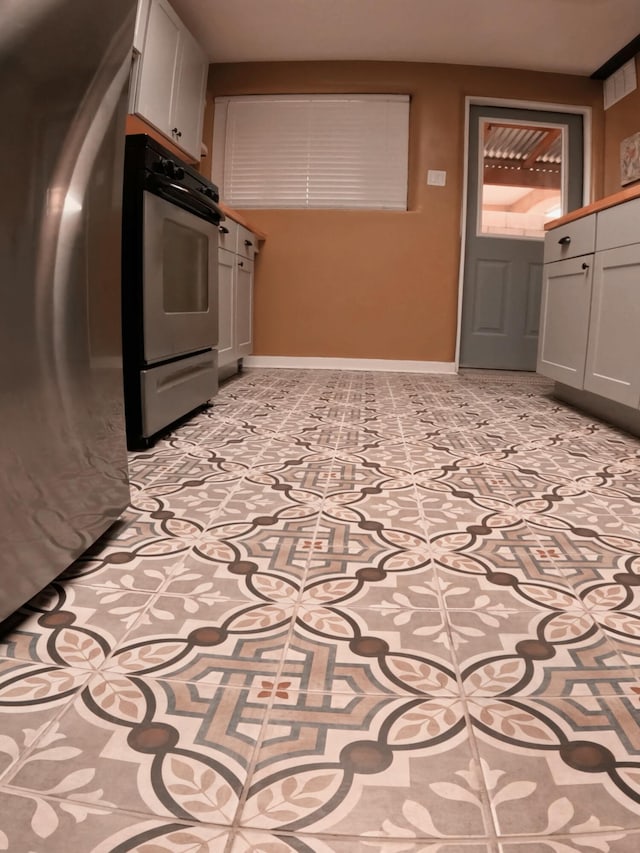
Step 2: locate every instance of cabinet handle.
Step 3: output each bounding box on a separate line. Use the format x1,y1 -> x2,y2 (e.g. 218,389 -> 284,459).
558,235 -> 571,245
244,239 -> 253,247
582,262 -> 589,270
238,260 -> 244,267
219,225 -> 229,234
172,127 -> 182,139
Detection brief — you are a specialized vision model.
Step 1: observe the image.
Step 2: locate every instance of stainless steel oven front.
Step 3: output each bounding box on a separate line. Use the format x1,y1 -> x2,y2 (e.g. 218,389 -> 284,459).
121,134 -> 224,449
142,190 -> 218,363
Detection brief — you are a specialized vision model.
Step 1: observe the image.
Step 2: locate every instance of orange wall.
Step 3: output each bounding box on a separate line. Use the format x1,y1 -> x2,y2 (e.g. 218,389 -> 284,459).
603,54 -> 640,196
205,62 -> 603,363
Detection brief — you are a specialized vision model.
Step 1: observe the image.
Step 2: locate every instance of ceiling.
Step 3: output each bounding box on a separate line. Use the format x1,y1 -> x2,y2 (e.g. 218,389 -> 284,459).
170,0 -> 640,76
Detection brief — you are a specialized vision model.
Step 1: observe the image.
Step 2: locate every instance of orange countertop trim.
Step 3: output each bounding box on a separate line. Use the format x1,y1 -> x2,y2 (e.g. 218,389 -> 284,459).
545,182 -> 640,230
218,202 -> 267,240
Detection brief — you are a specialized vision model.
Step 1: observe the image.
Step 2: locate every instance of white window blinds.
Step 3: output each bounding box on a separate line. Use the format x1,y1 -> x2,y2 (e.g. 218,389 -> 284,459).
213,95 -> 410,210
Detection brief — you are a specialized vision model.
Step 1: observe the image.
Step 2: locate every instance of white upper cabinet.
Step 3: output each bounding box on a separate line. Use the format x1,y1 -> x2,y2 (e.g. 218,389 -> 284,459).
171,25 -> 208,159
133,0 -> 207,160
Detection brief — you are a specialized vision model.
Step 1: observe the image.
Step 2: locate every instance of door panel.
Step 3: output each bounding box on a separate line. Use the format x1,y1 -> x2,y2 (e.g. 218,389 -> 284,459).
524,262 -> 543,337
460,105 -> 584,370
472,260 -> 509,334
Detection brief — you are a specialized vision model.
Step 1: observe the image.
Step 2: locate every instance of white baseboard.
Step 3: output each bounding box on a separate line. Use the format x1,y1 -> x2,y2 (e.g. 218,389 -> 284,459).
242,356 -> 457,374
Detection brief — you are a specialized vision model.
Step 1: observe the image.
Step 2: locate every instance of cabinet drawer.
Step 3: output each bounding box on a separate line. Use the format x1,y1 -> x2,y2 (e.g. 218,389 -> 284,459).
544,214 -> 596,263
140,350 -> 218,438
217,219 -> 237,252
237,224 -> 257,259
596,197 -> 640,251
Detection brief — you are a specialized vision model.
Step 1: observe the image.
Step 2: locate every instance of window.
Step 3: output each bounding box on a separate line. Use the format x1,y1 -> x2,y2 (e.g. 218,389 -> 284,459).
213,94 -> 410,210
479,120 -> 566,240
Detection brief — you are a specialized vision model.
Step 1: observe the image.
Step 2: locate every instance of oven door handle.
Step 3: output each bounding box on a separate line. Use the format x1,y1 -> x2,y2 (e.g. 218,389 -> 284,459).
149,176 -> 226,222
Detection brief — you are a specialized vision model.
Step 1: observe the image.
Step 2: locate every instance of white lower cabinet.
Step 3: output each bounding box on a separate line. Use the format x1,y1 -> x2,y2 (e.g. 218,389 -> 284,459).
236,257 -> 254,357
539,196 -> 640,421
537,256 -> 593,388
583,243 -> 640,407
217,222 -> 258,373
217,248 -> 235,368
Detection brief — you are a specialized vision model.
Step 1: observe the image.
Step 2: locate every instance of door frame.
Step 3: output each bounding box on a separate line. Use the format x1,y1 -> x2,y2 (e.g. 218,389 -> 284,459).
454,97 -> 592,370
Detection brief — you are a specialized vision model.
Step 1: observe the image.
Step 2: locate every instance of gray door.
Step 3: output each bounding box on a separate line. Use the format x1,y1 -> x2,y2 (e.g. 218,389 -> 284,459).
459,105 -> 584,370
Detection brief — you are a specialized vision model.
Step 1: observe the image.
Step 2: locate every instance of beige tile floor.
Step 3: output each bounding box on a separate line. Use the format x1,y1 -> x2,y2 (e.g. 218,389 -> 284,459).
1,368 -> 640,852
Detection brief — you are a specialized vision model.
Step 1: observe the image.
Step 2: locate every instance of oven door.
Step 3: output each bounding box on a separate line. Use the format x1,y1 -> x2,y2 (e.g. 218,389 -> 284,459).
142,190 -> 218,364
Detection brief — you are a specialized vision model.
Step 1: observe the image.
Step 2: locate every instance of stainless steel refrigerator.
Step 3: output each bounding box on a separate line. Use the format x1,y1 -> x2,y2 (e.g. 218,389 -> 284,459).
0,0 -> 136,621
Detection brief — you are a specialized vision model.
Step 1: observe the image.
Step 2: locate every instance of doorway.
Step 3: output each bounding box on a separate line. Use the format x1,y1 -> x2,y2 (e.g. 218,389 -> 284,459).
459,105 -> 584,370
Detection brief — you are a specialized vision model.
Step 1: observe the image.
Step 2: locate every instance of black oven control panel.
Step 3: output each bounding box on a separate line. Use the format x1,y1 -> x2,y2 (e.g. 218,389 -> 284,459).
124,134 -> 221,221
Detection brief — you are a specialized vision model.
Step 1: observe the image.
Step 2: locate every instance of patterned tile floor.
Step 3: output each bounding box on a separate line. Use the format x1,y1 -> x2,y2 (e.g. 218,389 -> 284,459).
1,368 -> 640,852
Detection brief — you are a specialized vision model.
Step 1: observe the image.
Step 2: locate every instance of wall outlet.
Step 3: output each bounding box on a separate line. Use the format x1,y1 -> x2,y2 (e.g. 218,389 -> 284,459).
427,170 -> 446,186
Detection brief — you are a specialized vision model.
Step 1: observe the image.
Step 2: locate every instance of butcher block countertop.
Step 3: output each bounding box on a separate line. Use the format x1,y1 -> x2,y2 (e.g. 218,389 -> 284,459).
219,202 -> 267,241
545,182 -> 640,230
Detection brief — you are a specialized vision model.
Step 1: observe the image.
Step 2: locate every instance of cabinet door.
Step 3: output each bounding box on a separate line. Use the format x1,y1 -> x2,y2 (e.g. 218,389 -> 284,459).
133,0 -> 151,53
584,243 -> 640,407
236,257 -> 253,357
171,27 -> 207,160
135,0 -> 181,138
537,256 -> 593,388
217,249 -> 236,368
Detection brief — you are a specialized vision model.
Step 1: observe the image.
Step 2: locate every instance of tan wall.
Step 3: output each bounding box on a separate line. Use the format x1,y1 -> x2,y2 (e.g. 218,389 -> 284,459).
205,62 -> 603,363
603,54 -> 640,196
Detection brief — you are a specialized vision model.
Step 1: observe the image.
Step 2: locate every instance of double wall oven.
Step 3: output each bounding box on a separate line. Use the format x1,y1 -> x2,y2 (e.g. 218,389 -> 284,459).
122,134 -> 224,449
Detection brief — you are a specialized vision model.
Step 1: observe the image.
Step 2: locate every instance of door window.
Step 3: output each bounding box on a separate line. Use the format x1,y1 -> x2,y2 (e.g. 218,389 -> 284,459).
478,121 -> 564,240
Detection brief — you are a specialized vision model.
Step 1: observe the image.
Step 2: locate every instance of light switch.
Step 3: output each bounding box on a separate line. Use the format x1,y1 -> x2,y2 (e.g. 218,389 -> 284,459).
427,170 -> 447,186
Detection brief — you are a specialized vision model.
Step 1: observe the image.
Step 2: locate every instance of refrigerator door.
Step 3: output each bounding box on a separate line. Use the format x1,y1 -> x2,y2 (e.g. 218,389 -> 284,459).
0,0 -> 136,621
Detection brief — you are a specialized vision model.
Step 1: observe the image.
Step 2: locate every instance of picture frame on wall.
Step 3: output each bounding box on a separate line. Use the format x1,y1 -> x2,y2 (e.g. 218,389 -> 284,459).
620,131 -> 640,186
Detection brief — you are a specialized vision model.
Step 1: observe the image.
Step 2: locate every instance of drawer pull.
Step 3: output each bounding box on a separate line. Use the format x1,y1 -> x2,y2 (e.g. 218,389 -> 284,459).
558,235 -> 571,245
238,260 -> 244,267
582,262 -> 589,270
244,239 -> 253,247
219,226 -> 229,234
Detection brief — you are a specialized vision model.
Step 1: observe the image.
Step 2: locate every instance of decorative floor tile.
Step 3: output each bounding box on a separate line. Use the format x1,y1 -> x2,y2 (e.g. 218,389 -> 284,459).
595,611 -> 640,670
437,565 -> 581,613
301,563 -> 441,611
239,692 -> 490,839
216,477 -> 325,521
470,694 -> 640,835
0,583 -> 155,669
0,658 -> 90,780
499,834 -> 640,853
62,553 -> 182,592
232,829 -> 493,852
106,595 -> 292,685
67,508 -> 197,574
6,674 -> 262,825
286,605 -> 456,695
448,609 -> 635,697
0,789 -> 231,853
2,368 -> 640,850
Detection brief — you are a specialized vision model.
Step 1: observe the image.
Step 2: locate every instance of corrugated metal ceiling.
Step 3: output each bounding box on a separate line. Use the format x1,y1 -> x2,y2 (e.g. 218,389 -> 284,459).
484,125 -> 562,164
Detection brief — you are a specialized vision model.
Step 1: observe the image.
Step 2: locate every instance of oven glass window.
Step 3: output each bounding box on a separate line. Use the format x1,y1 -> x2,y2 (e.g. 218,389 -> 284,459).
163,219 -> 209,313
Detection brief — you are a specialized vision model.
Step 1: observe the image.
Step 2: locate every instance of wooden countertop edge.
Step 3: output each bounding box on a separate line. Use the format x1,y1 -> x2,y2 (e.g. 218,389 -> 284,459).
545,182 -> 640,230
218,202 -> 267,241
